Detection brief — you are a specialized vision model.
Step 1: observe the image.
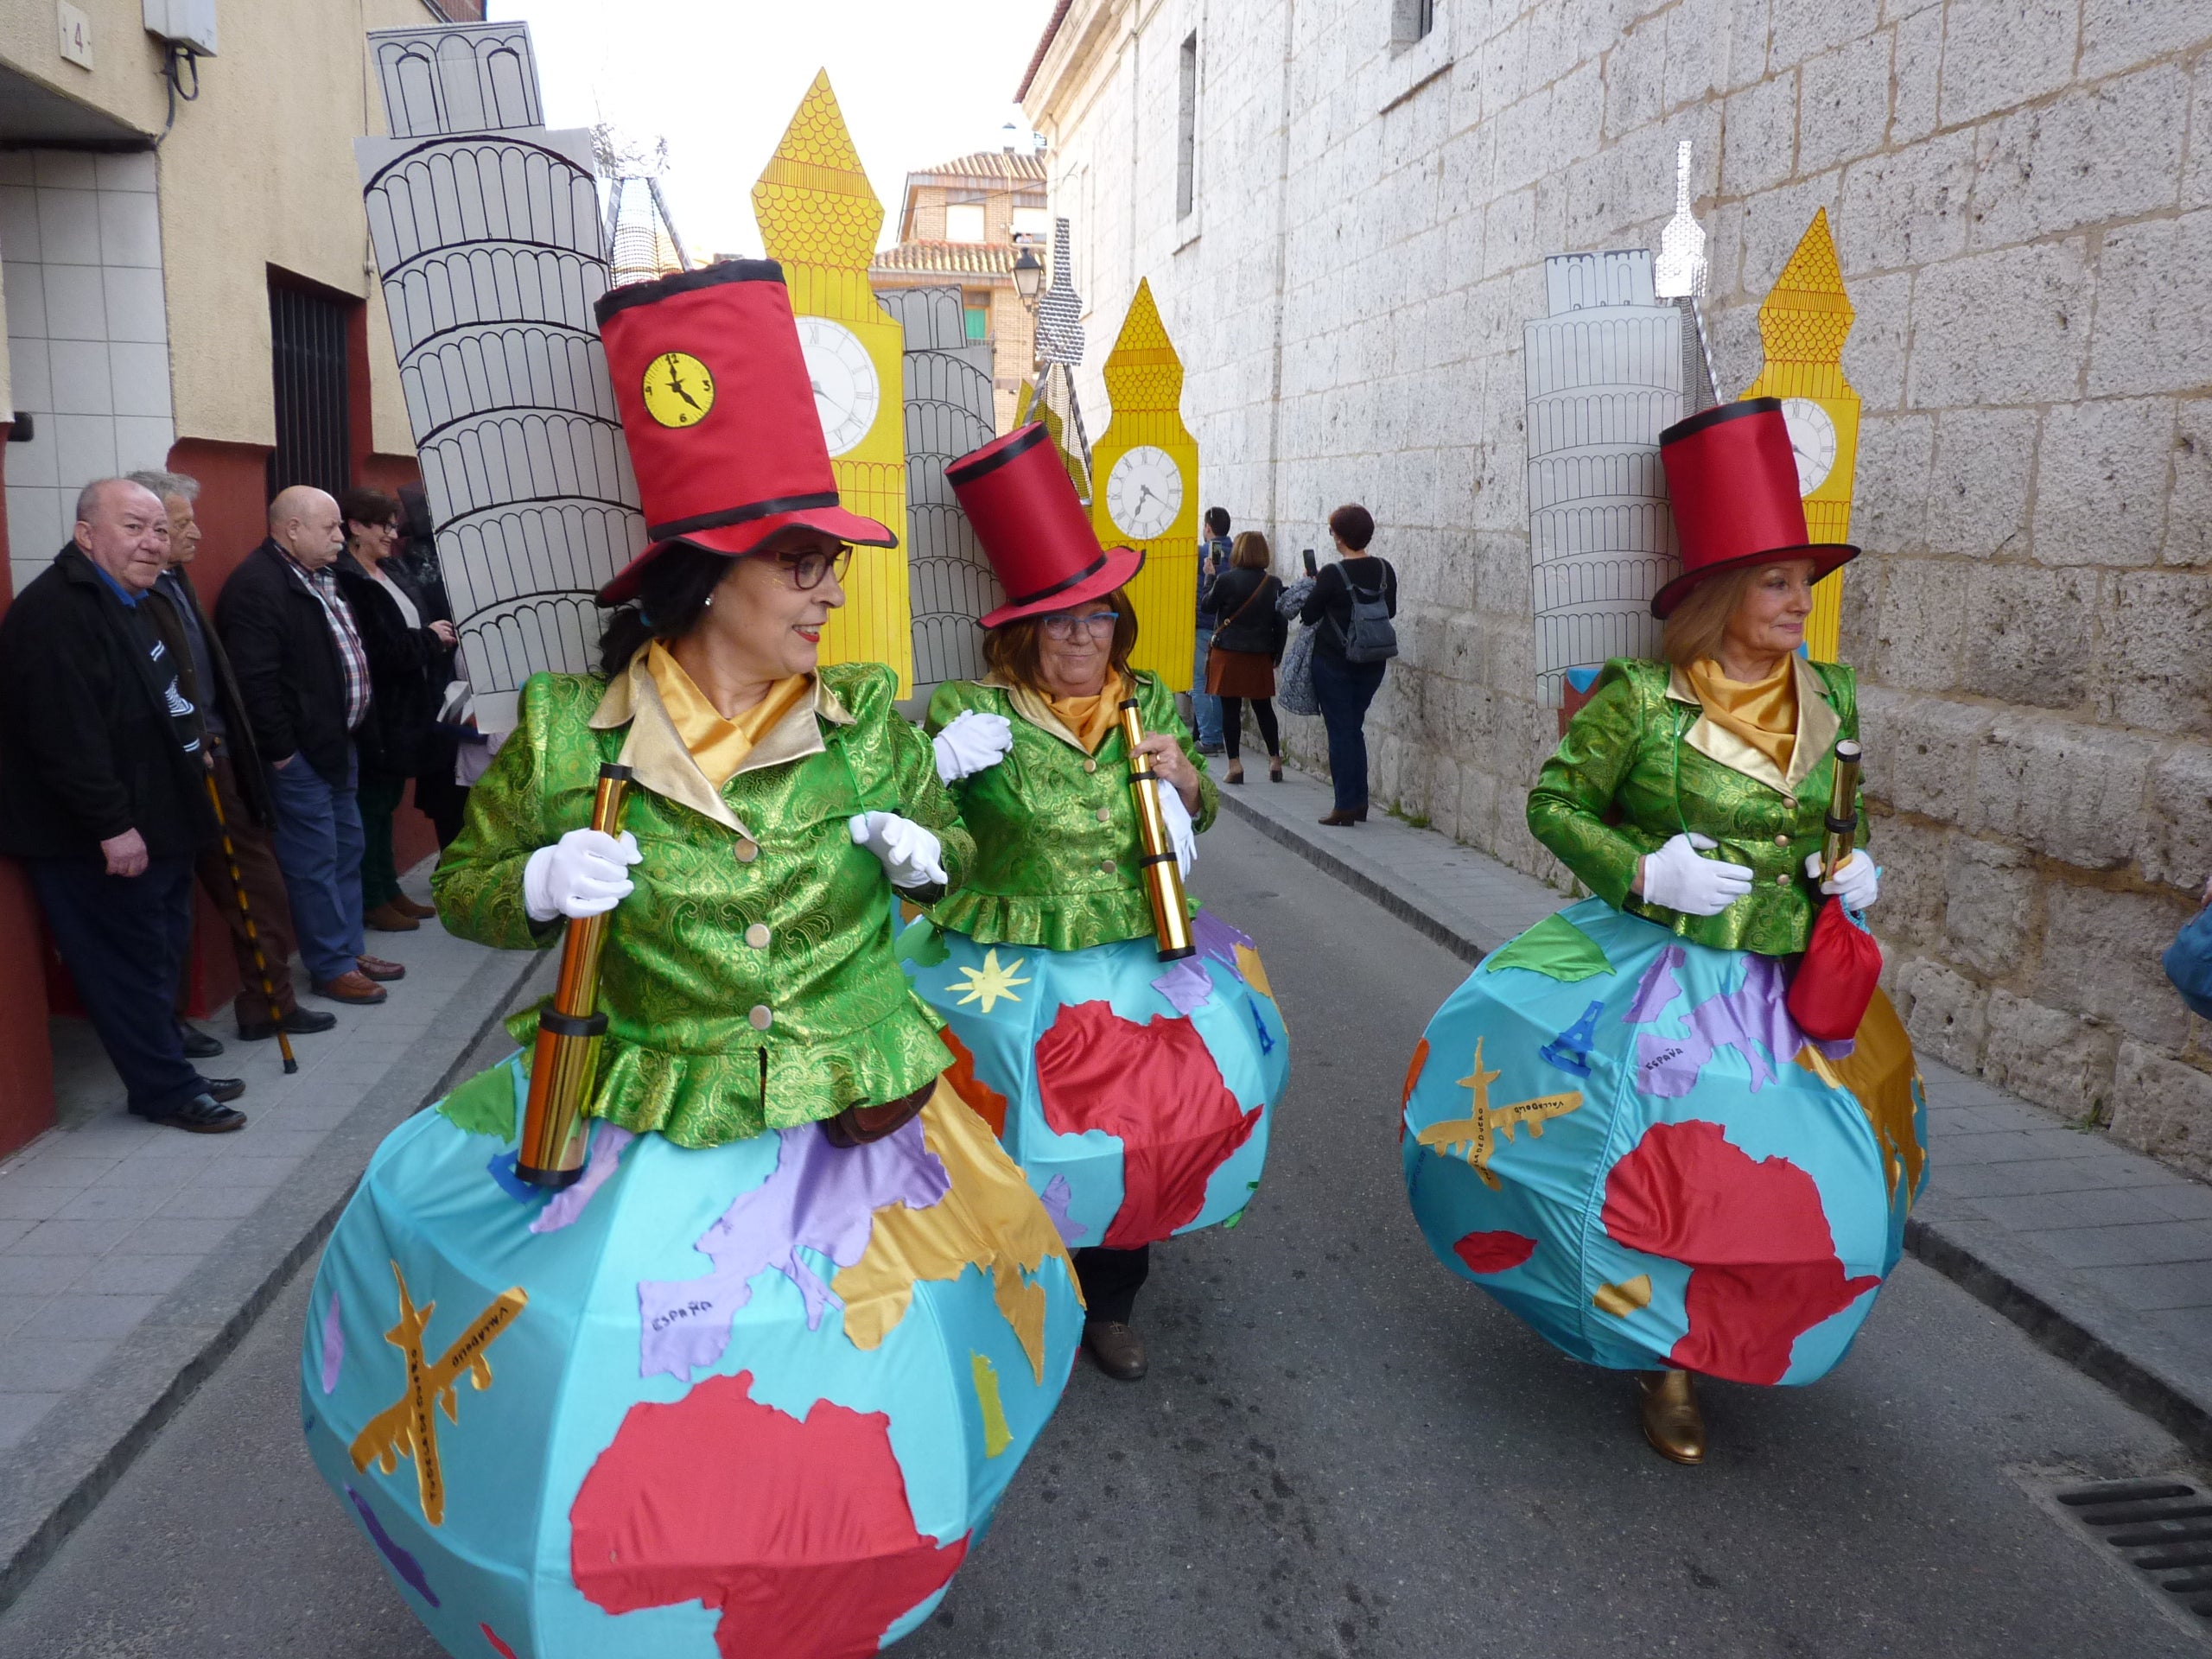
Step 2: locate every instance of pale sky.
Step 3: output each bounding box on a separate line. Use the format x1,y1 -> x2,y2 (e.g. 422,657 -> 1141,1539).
491,0 -> 1054,259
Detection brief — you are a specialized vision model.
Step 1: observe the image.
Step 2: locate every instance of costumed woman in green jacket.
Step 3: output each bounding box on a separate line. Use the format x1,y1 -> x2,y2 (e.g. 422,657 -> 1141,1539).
899,423 -> 1289,1384
1401,400 -> 1925,1467
299,263 -> 1081,1659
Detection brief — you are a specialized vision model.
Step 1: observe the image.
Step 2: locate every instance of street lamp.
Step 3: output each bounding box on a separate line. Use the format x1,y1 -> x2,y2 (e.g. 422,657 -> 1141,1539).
1012,242 -> 1045,303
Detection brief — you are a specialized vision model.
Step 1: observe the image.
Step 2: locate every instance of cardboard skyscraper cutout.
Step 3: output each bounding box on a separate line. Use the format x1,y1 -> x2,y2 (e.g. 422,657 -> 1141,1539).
356,18 -> 643,735
753,72 -> 912,690
1738,210 -> 1859,664
1522,250 -> 1685,716
1020,217 -> 1094,503
1089,279 -> 1197,690
1652,138 -> 1719,414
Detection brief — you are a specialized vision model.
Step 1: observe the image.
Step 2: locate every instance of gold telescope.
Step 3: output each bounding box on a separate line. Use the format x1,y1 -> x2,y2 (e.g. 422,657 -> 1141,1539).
1821,739 -> 1863,883
517,761 -> 632,1188
1116,698 -> 1196,962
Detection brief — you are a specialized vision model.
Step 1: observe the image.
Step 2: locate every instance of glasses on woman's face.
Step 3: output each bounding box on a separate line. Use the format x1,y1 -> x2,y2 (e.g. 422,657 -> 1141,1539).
1039,610 -> 1119,641
766,543 -> 854,591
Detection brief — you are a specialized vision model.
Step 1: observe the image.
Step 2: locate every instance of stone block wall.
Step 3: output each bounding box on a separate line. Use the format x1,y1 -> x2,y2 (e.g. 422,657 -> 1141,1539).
1027,0 -> 2212,1176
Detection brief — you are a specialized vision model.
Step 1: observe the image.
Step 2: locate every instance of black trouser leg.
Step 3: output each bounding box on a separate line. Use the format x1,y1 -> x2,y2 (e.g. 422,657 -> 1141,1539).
1218,697 -> 1243,760
1074,1244 -> 1151,1325
1250,696 -> 1280,756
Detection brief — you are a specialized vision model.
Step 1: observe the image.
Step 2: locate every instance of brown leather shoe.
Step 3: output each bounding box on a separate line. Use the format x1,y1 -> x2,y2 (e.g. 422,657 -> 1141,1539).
1084,1320 -> 1147,1382
1319,810 -> 1359,826
392,893 -> 437,919
1637,1370 -> 1707,1465
356,954 -> 407,982
823,1081 -> 932,1148
314,969 -> 388,1006
365,901 -> 420,932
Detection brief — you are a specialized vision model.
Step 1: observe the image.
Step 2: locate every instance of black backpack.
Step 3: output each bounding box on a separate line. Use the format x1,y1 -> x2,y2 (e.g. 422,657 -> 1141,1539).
1332,565 -> 1398,664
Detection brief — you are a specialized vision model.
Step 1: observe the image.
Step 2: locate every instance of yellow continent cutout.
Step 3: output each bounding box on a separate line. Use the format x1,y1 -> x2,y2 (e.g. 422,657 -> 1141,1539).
1593,1274 -> 1655,1318
832,1080 -> 1077,1382
970,1351 -> 1014,1459
1232,943 -> 1275,1002
348,1262 -> 527,1526
1416,1036 -> 1584,1192
1795,987 -> 1926,1208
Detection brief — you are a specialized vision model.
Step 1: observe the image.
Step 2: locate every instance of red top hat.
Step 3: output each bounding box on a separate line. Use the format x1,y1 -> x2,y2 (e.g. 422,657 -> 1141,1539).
593,260 -> 894,605
945,424 -> 1144,629
1650,397 -> 1857,618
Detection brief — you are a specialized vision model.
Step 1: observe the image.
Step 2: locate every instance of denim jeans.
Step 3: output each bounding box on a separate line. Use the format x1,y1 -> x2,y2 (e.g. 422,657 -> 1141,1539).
1191,630 -> 1223,746
268,747 -> 366,983
1311,650 -> 1386,813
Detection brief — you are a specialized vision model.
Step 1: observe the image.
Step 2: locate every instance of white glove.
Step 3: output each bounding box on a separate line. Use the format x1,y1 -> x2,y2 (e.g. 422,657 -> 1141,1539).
849,810 -> 948,891
1638,832 -> 1753,918
1808,848 -> 1881,912
932,709 -> 1014,784
1158,782 -> 1198,879
522,829 -> 641,922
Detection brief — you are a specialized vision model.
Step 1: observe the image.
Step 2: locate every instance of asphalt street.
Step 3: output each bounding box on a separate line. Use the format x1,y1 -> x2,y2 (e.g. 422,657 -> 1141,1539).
3,810 -> 2205,1658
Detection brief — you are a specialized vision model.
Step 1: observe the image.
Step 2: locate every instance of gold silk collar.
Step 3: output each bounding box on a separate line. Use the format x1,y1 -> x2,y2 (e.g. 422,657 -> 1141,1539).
644,643 -> 812,790
983,670 -> 1128,755
588,651 -> 852,832
1666,654 -> 1838,798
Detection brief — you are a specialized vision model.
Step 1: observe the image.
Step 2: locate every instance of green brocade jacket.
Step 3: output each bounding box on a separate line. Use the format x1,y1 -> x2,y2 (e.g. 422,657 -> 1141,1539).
1526,656 -> 1866,957
431,662 -> 973,1147
924,670 -> 1217,951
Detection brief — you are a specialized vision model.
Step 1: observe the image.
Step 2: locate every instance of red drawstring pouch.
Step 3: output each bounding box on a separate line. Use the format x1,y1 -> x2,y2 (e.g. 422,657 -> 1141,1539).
1786,899 -> 1882,1042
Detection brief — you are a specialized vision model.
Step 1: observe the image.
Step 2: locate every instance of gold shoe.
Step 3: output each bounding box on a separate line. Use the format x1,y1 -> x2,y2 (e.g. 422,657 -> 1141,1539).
1637,1370 -> 1706,1465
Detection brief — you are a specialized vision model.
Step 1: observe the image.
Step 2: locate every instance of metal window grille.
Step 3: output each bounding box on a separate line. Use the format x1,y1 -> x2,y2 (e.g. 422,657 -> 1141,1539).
1176,34 -> 1198,220
267,281 -> 351,501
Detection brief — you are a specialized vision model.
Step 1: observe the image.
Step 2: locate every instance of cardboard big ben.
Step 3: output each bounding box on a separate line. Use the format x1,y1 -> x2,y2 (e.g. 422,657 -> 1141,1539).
752,70 -> 912,689
1088,279 -> 1198,689
1738,208 -> 1860,663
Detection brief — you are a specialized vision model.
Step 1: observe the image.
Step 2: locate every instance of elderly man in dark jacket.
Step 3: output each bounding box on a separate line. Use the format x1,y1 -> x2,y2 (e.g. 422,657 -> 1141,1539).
0,478 -> 247,1132
216,486 -> 406,1008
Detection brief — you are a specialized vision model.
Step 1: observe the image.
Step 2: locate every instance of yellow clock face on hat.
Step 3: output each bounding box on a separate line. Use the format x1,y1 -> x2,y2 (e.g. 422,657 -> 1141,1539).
642,352 -> 715,429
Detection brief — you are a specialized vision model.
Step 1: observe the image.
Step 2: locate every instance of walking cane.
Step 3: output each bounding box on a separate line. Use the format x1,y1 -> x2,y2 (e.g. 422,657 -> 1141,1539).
202,769 -> 297,1074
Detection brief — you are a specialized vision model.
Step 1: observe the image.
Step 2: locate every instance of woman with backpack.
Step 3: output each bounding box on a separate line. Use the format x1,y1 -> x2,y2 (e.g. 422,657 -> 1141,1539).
1200,531 -> 1289,784
1300,503 -> 1398,825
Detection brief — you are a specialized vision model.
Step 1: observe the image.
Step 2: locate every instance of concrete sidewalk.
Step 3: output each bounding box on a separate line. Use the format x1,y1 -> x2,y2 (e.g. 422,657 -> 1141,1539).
0,864 -> 550,1609
1212,760 -> 2212,1458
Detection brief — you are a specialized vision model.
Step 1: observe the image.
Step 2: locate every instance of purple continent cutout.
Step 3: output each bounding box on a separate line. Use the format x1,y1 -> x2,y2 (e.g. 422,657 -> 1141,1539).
634,1118 -> 952,1381
1039,1173 -> 1085,1245
1634,955 -> 1809,1097
1151,957 -> 1214,1015
346,1485 -> 438,1605
1191,909 -> 1256,978
319,1289 -> 343,1395
530,1122 -> 637,1234
1626,945 -> 1688,1024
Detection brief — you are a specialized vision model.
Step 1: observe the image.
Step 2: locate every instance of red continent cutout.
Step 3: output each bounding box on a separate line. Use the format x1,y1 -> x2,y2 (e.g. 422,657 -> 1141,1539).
1034,1000 -> 1262,1249
570,1370 -> 968,1658
1452,1230 -> 1536,1274
1601,1120 -> 1880,1386
479,1625 -> 518,1659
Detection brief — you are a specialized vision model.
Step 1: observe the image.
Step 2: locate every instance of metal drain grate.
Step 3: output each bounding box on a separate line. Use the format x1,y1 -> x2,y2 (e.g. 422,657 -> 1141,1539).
2057,1479 -> 2212,1622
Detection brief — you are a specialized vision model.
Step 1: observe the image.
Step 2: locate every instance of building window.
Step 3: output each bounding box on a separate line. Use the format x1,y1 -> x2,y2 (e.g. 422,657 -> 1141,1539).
963,294 -> 990,340
1393,0 -> 1436,46
268,278 -> 352,501
1176,33 -> 1198,220
944,201 -> 986,242
1012,206 -> 1050,240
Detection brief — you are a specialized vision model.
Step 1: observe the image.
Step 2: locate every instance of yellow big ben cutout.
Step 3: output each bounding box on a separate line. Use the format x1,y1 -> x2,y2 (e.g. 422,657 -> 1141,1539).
1739,208 -> 1859,663
1090,280 -> 1198,689
753,71 -> 911,690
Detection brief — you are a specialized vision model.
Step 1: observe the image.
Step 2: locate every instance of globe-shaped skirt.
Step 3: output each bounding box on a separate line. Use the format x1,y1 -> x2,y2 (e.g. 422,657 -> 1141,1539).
1402,898 -> 1927,1387
898,908 -> 1287,1252
302,1056 -> 1083,1659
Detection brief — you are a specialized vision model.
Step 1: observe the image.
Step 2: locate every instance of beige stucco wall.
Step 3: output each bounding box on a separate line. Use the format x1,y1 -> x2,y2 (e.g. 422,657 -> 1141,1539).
0,0 -> 420,457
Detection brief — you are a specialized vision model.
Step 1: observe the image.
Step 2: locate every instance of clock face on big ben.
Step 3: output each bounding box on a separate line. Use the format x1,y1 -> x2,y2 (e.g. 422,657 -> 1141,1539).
1106,445 -> 1185,539
795,316 -> 880,457
1780,397 -> 1837,494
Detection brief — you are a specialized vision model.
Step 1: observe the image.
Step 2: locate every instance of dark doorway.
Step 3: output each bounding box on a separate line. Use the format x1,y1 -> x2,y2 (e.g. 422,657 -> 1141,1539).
267,278 -> 352,501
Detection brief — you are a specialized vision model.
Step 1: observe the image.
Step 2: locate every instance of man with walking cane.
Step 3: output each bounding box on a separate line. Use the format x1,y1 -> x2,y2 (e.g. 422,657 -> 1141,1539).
133,471 -> 336,1047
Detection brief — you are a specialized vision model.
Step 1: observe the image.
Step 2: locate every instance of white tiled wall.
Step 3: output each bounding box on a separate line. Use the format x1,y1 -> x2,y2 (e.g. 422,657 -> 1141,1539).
0,149 -> 175,598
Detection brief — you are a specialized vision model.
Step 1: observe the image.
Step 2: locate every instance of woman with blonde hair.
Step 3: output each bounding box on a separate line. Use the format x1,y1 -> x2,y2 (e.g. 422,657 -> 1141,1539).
1400,400 -> 1923,1466
1200,530 -> 1288,784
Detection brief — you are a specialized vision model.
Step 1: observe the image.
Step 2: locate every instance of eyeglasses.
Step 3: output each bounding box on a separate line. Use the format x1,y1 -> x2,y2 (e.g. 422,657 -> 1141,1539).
763,543 -> 854,590
1039,611 -> 1120,640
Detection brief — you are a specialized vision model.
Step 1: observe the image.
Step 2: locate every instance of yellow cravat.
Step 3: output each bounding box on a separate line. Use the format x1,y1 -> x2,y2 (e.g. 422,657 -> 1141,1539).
1685,657 -> 1799,779
1044,671 -> 1127,754
645,642 -> 811,789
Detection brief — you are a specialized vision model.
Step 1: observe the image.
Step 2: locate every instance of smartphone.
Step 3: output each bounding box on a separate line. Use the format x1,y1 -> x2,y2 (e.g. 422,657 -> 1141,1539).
1302,547 -> 1318,577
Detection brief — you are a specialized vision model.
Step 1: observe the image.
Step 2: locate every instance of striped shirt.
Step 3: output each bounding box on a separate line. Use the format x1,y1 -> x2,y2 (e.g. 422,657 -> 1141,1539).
282,551 -> 372,732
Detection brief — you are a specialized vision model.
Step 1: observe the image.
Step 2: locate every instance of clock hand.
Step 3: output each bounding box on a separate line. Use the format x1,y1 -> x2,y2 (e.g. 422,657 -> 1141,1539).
661,355 -> 704,411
